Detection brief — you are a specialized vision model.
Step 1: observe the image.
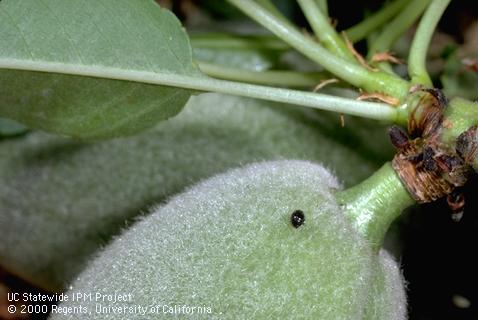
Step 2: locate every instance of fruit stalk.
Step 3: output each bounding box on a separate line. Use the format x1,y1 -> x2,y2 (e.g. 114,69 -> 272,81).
336,163 -> 415,251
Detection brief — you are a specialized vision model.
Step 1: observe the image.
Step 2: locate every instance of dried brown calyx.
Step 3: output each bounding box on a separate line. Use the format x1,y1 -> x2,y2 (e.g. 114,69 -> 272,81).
390,87 -> 476,221
456,125 -> 478,164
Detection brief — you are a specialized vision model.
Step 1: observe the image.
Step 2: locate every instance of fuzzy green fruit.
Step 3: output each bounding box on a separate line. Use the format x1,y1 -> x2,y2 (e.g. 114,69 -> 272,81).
0,93 -> 391,291
51,161 -> 406,319
366,250 -> 407,320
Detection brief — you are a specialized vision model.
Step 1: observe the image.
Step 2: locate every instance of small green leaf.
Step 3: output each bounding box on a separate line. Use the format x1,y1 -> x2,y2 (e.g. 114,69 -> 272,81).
0,0 -> 205,139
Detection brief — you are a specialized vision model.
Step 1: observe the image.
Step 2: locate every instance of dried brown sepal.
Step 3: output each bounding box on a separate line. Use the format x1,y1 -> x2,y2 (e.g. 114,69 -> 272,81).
438,157 -> 469,187
357,92 -> 399,106
462,58 -> 478,73
393,133 -> 470,203
342,32 -> 379,71
389,126 -> 410,149
370,51 -> 404,65
408,89 -> 447,138
421,88 -> 449,109
456,125 -> 478,164
420,145 -> 439,171
393,140 -> 456,203
313,78 -> 339,92
392,89 -> 473,219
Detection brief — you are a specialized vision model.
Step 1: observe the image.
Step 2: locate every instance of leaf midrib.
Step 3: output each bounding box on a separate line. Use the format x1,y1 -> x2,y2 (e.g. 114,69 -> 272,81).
0,58 -> 400,122
0,58 -> 205,87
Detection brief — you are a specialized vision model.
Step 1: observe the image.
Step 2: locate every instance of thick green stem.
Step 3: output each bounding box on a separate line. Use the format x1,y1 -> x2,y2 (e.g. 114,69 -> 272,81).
197,61 -> 327,87
441,98 -> 478,173
336,163 -> 415,251
346,0 -> 411,43
408,0 -> 451,86
368,0 -> 430,57
441,98 -> 478,146
226,0 -> 409,99
297,0 -> 355,62
440,97 -> 478,183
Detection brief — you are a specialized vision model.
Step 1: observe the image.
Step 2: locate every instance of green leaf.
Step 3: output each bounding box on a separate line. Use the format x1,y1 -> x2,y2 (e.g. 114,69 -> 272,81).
191,34 -> 286,71
0,0 -> 205,139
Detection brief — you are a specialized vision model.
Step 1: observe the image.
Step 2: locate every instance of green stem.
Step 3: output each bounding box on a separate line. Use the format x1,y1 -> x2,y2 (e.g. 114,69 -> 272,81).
441,97 -> 478,149
226,0 -> 410,99
346,0 -> 411,43
256,0 -> 291,24
408,0 -> 451,86
368,0 -> 430,57
435,97 -> 478,178
0,59 -> 399,122
197,61 -> 327,87
336,163 -> 415,251
297,0 -> 355,62
376,61 -> 396,75
190,34 -> 289,51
